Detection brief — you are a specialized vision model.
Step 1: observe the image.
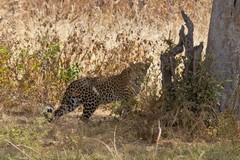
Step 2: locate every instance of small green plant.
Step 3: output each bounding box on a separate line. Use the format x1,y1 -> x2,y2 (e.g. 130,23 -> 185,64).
0,118 -> 50,159
2,119 -> 48,145
0,43 -> 82,109
58,63 -> 82,83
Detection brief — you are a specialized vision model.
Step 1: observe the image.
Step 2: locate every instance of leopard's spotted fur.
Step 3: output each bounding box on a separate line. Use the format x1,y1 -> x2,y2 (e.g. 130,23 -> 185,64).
47,62 -> 150,122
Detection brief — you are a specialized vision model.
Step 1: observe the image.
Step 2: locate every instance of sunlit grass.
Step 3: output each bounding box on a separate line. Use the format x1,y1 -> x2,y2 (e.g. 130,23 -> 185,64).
0,114 -> 240,159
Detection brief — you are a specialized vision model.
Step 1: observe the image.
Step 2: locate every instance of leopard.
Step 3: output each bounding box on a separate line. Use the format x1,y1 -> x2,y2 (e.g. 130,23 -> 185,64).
45,62 -> 150,122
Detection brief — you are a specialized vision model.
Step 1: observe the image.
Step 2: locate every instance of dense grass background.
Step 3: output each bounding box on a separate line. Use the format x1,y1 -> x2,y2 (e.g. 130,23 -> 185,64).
0,0 -> 212,112
1,0 -> 240,159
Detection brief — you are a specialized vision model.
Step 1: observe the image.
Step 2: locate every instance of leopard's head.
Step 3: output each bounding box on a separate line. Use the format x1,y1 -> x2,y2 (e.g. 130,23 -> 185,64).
43,106 -> 54,122
44,104 -> 68,122
128,62 -> 151,86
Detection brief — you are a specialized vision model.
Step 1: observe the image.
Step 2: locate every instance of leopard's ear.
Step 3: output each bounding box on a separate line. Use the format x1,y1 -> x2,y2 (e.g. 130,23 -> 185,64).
144,58 -> 152,69
145,62 -> 151,68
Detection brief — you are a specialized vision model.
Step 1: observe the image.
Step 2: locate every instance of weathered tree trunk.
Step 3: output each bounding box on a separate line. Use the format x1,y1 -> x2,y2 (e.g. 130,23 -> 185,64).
207,0 -> 240,113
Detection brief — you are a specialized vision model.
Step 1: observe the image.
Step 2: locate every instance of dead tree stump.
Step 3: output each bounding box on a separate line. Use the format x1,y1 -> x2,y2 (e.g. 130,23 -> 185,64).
160,11 -> 204,91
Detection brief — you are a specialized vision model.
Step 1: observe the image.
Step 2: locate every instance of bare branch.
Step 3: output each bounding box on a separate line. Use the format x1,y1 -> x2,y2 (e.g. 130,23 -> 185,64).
181,10 -> 194,38
5,139 -> 32,159
181,10 -> 194,50
170,25 -> 184,57
181,10 -> 194,77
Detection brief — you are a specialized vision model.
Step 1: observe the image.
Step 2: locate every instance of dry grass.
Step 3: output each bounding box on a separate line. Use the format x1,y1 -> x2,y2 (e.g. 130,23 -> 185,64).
2,0 -> 240,159
0,0 -> 212,69
0,0 -> 213,109
1,110 -> 240,159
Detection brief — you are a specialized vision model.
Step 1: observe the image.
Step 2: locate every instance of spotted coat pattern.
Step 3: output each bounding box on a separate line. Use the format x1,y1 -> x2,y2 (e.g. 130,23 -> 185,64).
49,62 -> 150,121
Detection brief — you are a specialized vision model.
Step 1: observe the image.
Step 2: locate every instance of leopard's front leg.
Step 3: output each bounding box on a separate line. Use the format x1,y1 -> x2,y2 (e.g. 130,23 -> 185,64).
112,98 -> 137,119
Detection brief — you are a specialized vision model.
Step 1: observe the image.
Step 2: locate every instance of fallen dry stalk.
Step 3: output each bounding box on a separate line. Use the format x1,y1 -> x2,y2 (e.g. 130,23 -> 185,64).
155,119 -> 162,156
5,139 -> 32,159
90,137 -> 122,160
112,126 -> 121,160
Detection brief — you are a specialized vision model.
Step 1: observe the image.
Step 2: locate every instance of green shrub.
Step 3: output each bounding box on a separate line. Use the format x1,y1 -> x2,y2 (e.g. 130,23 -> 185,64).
0,43 -> 81,107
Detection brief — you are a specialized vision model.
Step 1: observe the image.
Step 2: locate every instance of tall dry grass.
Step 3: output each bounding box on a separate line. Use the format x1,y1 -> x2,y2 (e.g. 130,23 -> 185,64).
0,0 -> 213,111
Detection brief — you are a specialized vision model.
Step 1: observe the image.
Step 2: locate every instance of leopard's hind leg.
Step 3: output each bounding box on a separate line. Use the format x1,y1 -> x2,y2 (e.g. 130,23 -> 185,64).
82,102 -> 99,119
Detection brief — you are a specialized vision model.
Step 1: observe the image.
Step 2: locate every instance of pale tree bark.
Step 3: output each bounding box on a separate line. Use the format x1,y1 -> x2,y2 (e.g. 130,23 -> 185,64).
207,0 -> 240,113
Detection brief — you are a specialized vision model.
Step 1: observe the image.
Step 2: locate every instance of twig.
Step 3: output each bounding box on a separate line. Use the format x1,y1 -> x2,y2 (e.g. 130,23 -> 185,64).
5,139 -> 32,159
90,127 -> 122,160
112,126 -> 121,160
154,120 -> 162,156
19,144 -> 41,158
91,138 -> 121,160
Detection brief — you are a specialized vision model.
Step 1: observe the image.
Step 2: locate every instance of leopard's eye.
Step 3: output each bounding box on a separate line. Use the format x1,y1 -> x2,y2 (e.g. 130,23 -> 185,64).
135,76 -> 143,84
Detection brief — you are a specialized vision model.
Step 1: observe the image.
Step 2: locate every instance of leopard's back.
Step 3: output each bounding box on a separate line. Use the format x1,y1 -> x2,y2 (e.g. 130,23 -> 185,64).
47,62 -> 150,121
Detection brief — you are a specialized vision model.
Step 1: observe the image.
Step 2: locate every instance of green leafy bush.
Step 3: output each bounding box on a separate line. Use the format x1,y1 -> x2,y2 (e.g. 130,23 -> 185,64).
0,43 -> 81,108
58,63 -> 82,83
